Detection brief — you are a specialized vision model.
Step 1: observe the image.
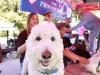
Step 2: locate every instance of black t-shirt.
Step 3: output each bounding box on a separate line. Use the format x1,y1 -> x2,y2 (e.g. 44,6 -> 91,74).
61,37 -> 73,67
61,37 -> 72,48
65,24 -> 71,34
62,37 -> 78,51
16,30 -> 27,63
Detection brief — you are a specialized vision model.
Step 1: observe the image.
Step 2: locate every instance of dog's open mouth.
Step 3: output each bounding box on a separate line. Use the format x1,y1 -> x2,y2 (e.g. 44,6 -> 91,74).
41,60 -> 50,66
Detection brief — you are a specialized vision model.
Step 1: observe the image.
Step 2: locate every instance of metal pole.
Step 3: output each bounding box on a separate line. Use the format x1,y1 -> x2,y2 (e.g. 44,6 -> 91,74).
96,32 -> 100,52
76,14 -> 78,22
7,30 -> 9,48
13,30 -> 15,48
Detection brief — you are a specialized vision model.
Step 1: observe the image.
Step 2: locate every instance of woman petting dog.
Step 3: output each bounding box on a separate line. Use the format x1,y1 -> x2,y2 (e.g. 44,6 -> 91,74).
17,13 -> 39,69
56,25 -> 90,67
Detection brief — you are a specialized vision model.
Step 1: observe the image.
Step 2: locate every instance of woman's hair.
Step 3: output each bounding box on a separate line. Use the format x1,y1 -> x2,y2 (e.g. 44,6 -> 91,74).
26,12 -> 38,35
43,11 -> 52,21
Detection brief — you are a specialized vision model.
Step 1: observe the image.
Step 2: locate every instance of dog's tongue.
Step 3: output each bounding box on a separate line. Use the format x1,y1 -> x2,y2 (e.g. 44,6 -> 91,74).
42,60 -> 49,66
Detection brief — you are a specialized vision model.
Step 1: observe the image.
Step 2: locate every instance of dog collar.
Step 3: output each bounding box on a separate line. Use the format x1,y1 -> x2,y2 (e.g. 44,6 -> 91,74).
37,68 -> 58,74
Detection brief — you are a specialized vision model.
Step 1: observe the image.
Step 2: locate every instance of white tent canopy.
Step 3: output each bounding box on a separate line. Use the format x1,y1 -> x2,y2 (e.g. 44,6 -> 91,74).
0,20 -> 16,30
0,20 -> 16,48
0,27 -> 16,30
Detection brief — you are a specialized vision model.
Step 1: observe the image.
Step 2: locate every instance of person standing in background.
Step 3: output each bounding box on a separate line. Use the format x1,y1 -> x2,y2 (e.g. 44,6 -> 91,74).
64,18 -> 79,44
70,5 -> 100,54
43,11 -> 56,26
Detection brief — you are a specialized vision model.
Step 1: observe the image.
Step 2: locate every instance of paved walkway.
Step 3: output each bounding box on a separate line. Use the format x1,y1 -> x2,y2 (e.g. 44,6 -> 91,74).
0,57 -> 94,75
65,64 -> 93,75
0,57 -> 20,75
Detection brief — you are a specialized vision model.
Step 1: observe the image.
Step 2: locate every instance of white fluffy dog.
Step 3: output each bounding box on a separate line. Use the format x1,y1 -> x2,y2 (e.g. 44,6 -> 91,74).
83,51 -> 100,75
21,21 -> 64,75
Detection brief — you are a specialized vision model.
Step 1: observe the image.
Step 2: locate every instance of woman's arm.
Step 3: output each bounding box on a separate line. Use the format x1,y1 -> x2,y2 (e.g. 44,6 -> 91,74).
63,48 -> 89,64
17,43 -> 26,54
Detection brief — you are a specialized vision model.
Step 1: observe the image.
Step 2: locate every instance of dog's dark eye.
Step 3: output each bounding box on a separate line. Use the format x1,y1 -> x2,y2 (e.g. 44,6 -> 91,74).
36,37 -> 41,41
51,37 -> 55,41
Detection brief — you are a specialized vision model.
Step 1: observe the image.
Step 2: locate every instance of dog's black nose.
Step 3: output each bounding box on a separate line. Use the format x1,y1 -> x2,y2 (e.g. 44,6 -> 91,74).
42,50 -> 52,59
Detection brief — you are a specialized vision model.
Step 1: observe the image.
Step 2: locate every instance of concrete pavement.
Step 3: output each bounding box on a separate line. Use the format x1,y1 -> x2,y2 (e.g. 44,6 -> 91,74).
0,57 -> 94,75
64,63 -> 93,75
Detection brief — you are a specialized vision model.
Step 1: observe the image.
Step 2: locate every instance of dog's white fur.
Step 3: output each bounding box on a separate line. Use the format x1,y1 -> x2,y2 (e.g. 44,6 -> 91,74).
21,21 -> 64,75
82,51 -> 100,75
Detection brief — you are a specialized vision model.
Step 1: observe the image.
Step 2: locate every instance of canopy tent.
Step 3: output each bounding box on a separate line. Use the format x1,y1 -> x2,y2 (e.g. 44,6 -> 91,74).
83,0 -> 100,3
67,0 -> 100,11
79,3 -> 100,11
74,3 -> 100,11
0,21 -> 16,30
0,27 -> 16,30
0,21 -> 16,48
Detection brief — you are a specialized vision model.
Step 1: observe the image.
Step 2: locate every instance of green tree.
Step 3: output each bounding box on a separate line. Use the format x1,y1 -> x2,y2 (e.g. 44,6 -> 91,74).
72,10 -> 81,22
52,18 -> 59,23
0,0 -> 28,31
0,31 -> 7,37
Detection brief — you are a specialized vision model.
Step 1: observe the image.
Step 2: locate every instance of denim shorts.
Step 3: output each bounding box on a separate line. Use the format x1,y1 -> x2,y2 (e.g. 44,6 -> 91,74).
20,63 -> 23,69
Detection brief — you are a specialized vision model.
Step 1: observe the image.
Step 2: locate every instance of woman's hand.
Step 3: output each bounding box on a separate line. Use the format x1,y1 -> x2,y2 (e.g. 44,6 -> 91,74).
17,43 -> 26,54
79,57 -> 90,64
